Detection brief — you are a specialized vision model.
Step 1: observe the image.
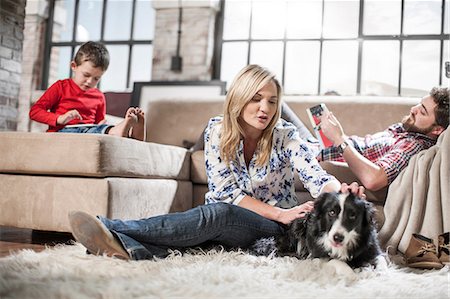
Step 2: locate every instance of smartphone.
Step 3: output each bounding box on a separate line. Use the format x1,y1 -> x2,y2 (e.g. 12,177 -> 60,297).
306,103 -> 333,149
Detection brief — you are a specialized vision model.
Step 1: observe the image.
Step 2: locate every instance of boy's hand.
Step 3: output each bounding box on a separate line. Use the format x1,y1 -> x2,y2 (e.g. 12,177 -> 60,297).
57,109 -> 82,125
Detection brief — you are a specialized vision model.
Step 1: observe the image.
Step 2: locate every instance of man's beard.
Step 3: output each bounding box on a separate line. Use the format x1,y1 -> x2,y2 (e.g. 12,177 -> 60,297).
402,115 -> 434,135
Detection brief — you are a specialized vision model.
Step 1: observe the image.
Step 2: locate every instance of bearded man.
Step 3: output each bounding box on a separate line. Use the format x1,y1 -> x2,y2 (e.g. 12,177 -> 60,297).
319,87 -> 449,191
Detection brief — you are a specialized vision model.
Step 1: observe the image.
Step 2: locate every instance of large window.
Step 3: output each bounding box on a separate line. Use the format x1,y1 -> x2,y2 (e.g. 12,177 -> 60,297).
217,0 -> 450,96
43,0 -> 155,92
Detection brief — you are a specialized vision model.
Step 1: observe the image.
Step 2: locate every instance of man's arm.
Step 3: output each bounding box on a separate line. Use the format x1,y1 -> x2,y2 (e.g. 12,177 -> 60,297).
320,112 -> 388,191
339,143 -> 388,190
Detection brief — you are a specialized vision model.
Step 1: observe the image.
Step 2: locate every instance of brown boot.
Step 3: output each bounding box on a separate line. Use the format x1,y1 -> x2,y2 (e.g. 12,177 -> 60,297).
438,232 -> 450,265
404,234 -> 443,269
68,211 -> 130,260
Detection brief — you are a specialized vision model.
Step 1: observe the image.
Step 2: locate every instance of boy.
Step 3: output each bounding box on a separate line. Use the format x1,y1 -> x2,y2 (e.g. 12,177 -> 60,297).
30,41 -> 145,141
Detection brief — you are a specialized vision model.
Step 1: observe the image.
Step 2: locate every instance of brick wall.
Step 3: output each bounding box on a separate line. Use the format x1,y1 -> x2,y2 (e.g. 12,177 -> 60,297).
17,0 -> 48,131
0,0 -> 26,131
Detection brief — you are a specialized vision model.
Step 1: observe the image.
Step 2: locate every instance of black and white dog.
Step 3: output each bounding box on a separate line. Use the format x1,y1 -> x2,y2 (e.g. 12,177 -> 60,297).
251,192 -> 382,269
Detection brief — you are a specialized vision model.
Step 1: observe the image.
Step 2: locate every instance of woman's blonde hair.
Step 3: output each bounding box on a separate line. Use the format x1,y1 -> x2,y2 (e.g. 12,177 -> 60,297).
220,64 -> 282,166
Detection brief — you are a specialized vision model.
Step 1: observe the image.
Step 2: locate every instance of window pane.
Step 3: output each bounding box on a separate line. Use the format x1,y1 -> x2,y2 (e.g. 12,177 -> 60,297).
48,47 -> 72,86
104,0 -> 133,41
403,0 -> 441,35
76,0 -> 103,42
286,0 -> 322,38
249,41 -> 284,82
442,40 -> 449,87
445,0 -> 449,34
220,42 -> 249,88
223,0 -> 251,40
363,0 -> 401,35
323,0 -> 359,38
321,41 -> 358,95
251,1 -> 286,39
361,41 -> 399,96
130,45 -> 153,87
133,0 -> 155,40
52,0 -> 75,42
401,40 -> 440,96
100,46 -> 129,91
284,41 -> 320,95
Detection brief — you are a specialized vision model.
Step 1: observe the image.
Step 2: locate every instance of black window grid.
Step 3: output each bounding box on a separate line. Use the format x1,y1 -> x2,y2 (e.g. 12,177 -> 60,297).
213,0 -> 450,96
42,0 -> 153,90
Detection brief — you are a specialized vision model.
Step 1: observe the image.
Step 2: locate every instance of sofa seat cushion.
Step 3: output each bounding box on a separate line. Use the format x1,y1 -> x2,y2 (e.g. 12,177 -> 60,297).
0,132 -> 190,180
0,174 -> 193,232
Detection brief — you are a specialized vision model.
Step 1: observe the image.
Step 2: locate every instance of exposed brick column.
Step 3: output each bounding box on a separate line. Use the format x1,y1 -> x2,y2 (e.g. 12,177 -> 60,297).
17,0 -> 48,132
0,0 -> 26,131
151,0 -> 219,81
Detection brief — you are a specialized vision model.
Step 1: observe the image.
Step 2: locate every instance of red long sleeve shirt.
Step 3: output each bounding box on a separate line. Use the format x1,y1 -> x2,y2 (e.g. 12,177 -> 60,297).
29,79 -> 106,132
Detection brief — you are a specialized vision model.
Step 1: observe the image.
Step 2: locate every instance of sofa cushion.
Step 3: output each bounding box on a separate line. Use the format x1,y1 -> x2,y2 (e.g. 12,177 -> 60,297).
191,150 -> 207,184
0,132 -> 190,180
0,174 -> 193,232
145,97 -> 224,147
284,96 -> 416,136
145,96 -> 417,148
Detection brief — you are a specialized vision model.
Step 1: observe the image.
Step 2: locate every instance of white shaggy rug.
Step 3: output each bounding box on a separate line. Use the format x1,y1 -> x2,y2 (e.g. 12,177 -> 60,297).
0,243 -> 448,299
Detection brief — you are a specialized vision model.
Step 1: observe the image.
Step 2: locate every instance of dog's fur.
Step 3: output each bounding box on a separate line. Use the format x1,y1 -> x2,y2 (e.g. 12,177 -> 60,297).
251,192 -> 381,269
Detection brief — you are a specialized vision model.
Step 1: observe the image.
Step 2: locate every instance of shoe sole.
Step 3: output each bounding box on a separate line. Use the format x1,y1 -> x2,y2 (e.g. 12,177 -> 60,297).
407,261 -> 443,270
68,211 -> 129,260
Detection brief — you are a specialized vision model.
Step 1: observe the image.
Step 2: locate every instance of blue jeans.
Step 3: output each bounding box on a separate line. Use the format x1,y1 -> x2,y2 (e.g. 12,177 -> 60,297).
58,124 -> 113,134
99,202 -> 286,260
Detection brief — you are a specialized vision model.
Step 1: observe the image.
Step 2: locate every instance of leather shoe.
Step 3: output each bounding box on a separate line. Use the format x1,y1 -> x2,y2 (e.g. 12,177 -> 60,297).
68,211 -> 130,260
438,232 -> 450,265
404,234 -> 443,269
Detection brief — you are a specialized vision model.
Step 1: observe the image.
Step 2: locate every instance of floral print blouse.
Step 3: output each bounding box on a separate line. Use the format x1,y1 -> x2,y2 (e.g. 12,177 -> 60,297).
204,116 -> 338,208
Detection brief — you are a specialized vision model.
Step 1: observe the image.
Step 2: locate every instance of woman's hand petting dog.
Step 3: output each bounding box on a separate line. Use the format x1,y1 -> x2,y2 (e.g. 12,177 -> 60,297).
340,182 -> 366,199
276,201 -> 314,225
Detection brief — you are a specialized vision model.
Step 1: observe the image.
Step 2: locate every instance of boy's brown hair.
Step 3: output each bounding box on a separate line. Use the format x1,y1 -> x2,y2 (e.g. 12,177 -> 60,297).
73,41 -> 110,71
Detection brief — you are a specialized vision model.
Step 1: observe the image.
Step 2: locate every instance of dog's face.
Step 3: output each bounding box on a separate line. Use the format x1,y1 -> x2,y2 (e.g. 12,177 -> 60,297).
313,192 -> 372,261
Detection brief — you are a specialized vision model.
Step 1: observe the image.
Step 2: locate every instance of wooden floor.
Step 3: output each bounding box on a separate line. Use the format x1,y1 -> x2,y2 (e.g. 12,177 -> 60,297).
0,226 -> 74,258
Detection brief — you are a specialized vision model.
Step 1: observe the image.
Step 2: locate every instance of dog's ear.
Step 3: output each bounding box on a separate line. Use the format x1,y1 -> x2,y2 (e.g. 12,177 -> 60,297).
363,200 -> 375,226
290,217 -> 307,238
314,192 -> 331,215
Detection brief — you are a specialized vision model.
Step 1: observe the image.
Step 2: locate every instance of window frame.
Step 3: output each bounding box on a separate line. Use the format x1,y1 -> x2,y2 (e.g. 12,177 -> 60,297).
213,0 -> 450,96
42,0 -> 154,91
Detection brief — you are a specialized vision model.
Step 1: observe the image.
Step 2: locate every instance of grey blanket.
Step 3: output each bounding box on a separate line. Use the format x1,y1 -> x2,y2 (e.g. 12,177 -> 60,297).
379,128 -> 450,253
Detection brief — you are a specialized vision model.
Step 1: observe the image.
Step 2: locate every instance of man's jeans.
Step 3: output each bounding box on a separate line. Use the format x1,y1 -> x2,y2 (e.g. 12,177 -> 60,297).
99,203 -> 286,260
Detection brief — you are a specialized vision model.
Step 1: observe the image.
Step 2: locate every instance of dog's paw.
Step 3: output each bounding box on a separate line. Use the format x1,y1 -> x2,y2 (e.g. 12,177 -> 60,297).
325,259 -> 358,284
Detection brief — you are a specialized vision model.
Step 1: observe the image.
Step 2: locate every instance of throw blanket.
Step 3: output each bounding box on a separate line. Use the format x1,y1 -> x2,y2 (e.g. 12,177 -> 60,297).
379,128 -> 450,253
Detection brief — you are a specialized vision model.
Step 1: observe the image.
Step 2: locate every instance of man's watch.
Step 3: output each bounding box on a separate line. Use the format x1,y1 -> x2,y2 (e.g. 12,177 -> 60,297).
337,140 -> 350,155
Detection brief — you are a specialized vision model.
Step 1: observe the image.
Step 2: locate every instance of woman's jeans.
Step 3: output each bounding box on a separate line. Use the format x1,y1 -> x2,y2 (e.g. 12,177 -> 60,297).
99,202 -> 286,260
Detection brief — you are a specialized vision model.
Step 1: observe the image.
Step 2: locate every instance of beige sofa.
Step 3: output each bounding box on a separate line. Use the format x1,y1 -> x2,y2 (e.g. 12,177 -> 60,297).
0,95 -> 418,232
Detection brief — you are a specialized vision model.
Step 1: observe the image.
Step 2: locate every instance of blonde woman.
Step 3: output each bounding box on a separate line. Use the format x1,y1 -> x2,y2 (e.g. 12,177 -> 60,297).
69,64 -> 363,260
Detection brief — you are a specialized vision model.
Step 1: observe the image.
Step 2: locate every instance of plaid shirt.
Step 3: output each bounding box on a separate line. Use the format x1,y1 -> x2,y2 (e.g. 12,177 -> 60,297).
321,123 -> 436,184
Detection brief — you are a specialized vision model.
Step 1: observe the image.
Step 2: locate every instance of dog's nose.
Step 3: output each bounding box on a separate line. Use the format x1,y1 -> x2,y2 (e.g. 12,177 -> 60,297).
333,233 -> 344,244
